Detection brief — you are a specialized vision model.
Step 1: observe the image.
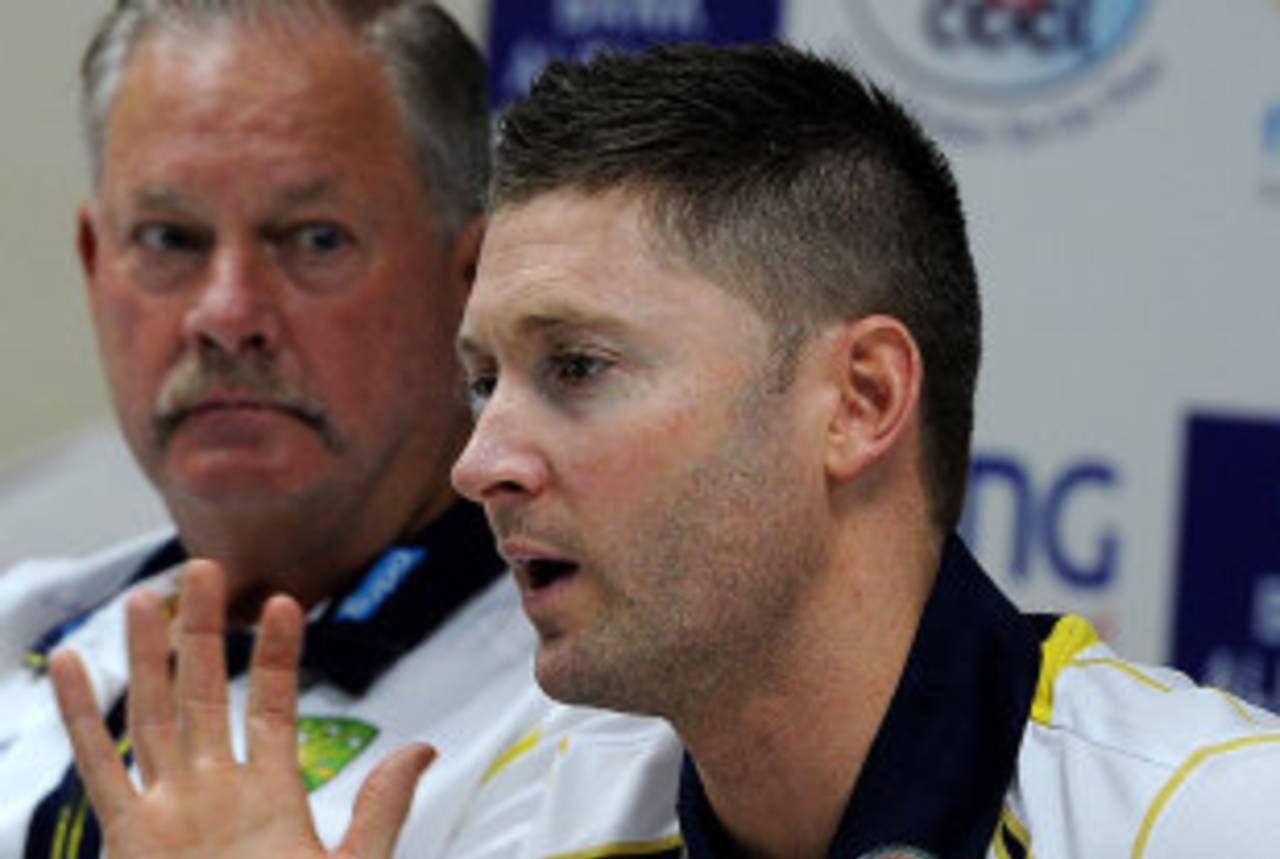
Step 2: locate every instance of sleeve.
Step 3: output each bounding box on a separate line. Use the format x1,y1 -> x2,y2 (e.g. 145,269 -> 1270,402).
439,705 -> 685,859
1130,731 -> 1280,858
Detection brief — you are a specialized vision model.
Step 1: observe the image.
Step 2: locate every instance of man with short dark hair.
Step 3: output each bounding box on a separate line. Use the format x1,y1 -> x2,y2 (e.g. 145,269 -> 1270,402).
4,3 -> 680,856
54,40 -> 1280,859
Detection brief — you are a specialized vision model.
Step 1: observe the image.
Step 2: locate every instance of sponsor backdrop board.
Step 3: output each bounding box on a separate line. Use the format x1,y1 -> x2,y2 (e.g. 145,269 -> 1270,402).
486,1 -> 1280,707
1,1 -> 1274,712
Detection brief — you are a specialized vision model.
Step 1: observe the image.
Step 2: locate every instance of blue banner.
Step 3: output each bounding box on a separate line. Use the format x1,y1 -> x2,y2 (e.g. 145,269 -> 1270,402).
487,0 -> 782,106
1172,413 -> 1280,710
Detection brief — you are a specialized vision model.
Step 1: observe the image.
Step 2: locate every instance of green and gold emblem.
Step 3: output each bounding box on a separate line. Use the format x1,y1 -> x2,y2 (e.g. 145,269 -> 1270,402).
297,716 -> 380,791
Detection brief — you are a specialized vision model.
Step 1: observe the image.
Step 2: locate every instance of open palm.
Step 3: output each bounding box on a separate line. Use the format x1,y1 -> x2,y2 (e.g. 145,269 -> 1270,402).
50,560 -> 433,859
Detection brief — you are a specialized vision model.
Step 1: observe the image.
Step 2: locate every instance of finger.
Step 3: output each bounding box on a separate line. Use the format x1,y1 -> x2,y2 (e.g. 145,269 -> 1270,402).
125,588 -> 182,785
49,649 -> 137,828
246,594 -> 304,771
175,559 -> 233,760
338,744 -> 436,859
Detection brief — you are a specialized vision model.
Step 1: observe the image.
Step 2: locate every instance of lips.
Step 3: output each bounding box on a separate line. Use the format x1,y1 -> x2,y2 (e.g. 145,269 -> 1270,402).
154,388 -> 330,448
501,540 -> 582,593
180,390 -> 311,420
154,351 -> 332,439
185,397 -> 275,417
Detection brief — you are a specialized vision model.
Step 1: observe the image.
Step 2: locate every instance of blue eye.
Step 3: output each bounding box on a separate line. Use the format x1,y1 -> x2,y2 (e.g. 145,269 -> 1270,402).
135,223 -> 206,253
464,372 -> 497,416
549,351 -> 611,386
293,223 -> 351,254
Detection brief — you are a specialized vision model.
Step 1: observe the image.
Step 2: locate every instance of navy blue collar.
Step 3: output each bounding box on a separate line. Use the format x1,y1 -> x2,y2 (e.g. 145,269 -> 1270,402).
29,500 -> 506,696
677,537 -> 1043,859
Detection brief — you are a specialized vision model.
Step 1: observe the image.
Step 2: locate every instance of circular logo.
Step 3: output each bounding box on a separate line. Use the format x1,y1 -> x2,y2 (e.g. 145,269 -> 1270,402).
856,847 -> 938,859
845,0 -> 1150,100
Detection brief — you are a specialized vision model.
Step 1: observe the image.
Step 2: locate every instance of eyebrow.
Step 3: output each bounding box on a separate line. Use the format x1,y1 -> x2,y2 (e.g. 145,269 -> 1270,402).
130,183 -> 197,211
273,178 -> 340,208
457,304 -> 629,359
112,184 -> 211,234
128,179 -> 339,212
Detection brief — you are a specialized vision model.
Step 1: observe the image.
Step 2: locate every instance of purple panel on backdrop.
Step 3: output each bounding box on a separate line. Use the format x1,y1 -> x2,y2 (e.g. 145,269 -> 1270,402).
487,0 -> 782,107
1171,413 -> 1280,711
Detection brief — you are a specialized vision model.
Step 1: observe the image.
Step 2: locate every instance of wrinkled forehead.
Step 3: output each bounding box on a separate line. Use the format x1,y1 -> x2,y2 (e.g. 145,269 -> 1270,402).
113,22 -> 384,130
135,2 -> 351,51
103,7 -> 367,132
98,23 -> 414,200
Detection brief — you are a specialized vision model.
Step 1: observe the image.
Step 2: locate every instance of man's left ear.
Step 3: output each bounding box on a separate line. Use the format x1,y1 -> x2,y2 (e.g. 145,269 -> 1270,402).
823,314 -> 923,481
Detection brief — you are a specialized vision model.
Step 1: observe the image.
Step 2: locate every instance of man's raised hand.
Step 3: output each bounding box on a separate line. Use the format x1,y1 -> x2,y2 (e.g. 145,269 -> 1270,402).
50,559 -> 434,859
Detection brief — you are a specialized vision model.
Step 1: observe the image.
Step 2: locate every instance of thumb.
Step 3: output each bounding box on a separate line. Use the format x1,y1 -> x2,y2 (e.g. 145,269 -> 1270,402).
338,743 -> 436,859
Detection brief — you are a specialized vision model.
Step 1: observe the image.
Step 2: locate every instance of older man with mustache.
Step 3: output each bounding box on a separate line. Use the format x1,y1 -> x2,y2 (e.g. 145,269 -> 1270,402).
0,2 -> 679,857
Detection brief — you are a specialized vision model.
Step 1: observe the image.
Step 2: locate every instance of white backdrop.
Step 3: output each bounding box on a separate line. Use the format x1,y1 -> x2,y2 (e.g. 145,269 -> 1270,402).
800,1 -> 1280,661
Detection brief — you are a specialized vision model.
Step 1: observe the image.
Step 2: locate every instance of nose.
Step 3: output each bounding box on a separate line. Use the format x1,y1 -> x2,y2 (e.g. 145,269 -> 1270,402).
451,393 -> 550,507
182,247 -> 283,358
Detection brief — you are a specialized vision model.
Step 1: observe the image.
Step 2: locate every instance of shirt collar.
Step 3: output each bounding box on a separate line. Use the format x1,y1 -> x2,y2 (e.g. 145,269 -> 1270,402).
678,536 -> 1043,859
29,500 -> 506,697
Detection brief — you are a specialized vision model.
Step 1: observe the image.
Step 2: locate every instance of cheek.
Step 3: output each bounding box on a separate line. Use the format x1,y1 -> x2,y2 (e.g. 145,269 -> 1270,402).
306,299 -> 461,432
92,287 -> 173,405
564,406 -> 702,511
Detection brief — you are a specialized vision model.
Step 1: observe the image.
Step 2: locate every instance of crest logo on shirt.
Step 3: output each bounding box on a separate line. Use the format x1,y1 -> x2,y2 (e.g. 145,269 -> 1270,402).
297,716 -> 380,791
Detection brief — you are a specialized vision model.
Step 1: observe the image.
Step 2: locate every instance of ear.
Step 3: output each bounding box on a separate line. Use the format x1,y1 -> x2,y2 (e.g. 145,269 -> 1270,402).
76,202 -> 100,290
823,314 -> 923,482
447,214 -> 486,296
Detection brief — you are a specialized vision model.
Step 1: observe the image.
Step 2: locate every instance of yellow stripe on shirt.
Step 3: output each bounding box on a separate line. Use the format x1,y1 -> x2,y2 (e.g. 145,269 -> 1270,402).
1130,733 -> 1280,859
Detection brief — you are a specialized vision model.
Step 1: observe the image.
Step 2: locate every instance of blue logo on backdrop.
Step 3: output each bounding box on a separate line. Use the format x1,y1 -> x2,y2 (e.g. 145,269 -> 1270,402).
824,0 -> 1161,147
1172,413 -> 1280,711
845,0 -> 1150,99
487,0 -> 781,106
960,452 -> 1121,589
1259,103 -> 1280,202
1265,104 -> 1280,155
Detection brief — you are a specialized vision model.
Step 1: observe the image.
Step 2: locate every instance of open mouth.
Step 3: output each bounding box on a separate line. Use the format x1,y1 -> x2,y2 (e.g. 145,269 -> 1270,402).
524,558 -> 579,590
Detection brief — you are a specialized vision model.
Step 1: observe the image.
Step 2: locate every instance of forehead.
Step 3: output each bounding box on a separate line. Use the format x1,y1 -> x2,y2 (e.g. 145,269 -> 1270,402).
102,22 -> 414,195
461,189 -> 769,353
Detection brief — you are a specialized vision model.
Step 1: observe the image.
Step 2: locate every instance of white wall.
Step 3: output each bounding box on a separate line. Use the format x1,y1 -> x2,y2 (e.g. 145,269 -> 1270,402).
0,1 -> 111,468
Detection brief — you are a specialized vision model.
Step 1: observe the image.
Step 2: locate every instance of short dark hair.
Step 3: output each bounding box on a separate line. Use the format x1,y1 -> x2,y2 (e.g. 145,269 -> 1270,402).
492,42 -> 981,535
81,0 -> 489,240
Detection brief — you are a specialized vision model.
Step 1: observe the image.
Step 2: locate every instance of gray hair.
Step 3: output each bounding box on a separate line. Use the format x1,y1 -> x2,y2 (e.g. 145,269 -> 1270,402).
81,0 -> 489,239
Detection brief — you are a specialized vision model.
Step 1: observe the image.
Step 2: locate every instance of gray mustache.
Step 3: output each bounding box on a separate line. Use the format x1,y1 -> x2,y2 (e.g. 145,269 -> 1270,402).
152,354 -> 338,450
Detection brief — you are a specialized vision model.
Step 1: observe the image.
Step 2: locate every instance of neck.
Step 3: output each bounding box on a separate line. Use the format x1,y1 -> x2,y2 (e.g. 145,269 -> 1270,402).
167,484 -> 455,625
676,526 -> 942,859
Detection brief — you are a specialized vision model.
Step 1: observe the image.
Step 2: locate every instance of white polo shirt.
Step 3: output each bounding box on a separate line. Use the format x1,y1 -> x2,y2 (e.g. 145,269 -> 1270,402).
0,503 -> 683,859
1003,614 -> 1280,858
677,538 -> 1280,859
